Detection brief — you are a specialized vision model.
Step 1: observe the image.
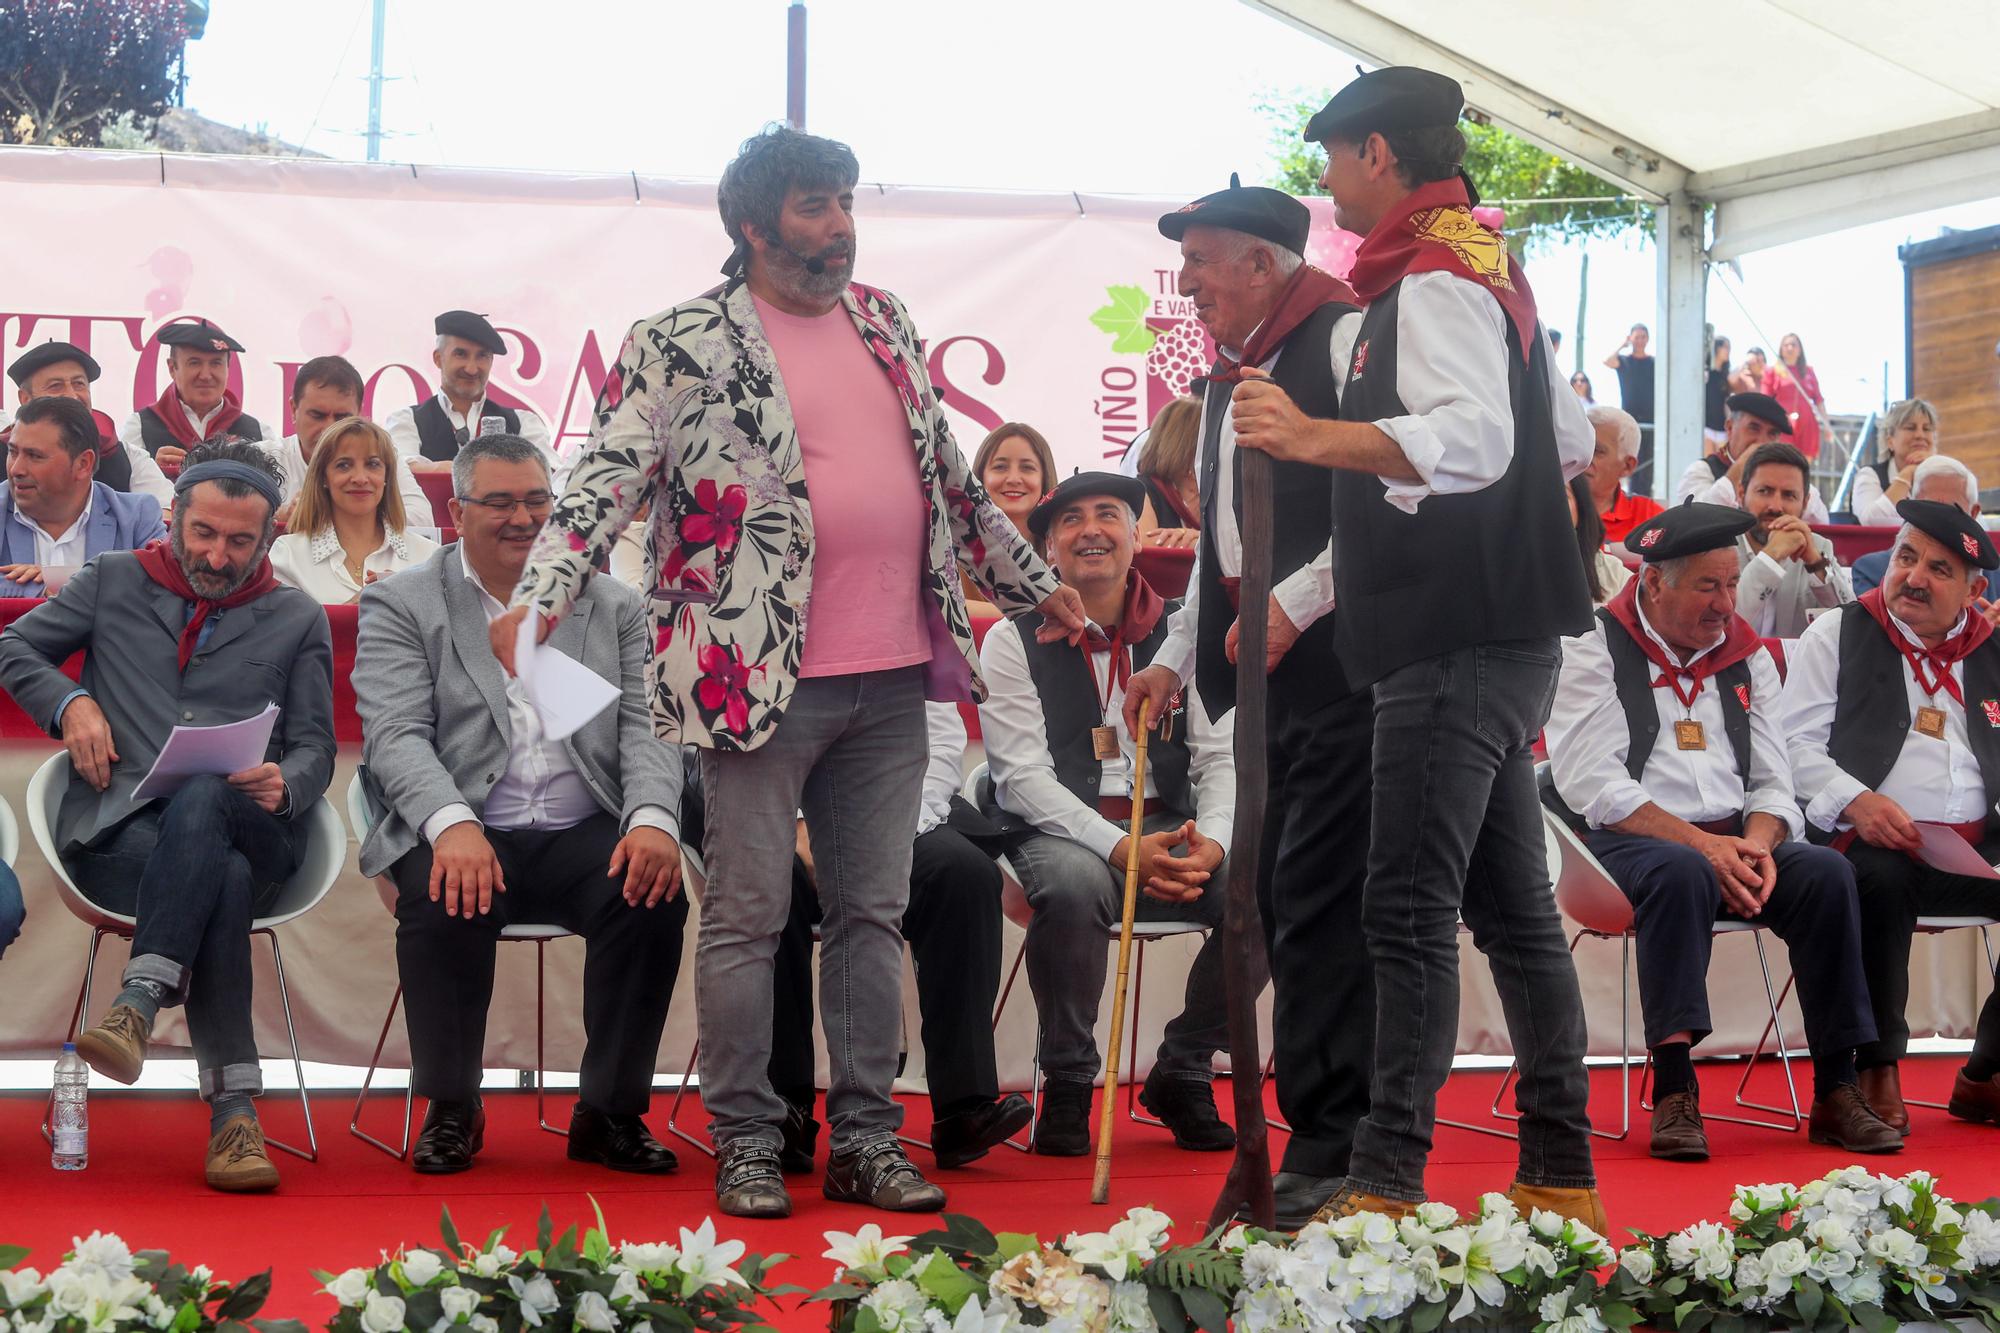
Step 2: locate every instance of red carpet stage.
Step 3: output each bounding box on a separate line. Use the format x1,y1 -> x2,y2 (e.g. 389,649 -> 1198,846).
8,1058 -> 2000,1328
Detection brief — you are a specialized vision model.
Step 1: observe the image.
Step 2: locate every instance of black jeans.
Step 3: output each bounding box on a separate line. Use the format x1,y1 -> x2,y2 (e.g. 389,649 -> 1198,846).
1848,845 -> 2000,1067
1588,833 -> 1875,1056
72,775 -> 305,1100
1346,641 -> 1595,1201
770,825 -> 1006,1118
1257,675 -> 1375,1177
391,812 -> 689,1115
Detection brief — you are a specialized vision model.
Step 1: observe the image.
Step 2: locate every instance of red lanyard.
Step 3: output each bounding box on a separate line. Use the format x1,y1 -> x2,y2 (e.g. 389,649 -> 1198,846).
1652,669 -> 1704,714
1083,626 -> 1129,715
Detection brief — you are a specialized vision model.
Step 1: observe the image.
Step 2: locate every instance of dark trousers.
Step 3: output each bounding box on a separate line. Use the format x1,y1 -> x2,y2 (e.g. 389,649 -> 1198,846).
72,774 -> 304,1099
769,825 -> 1005,1118
1587,833 -> 1875,1056
1849,844 -> 2000,1067
1346,641 -> 1595,1201
1257,675 -> 1375,1177
391,812 -> 688,1115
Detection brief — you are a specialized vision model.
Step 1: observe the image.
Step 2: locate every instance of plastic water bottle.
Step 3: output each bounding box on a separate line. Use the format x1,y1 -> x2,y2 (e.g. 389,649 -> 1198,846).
51,1043 -> 87,1170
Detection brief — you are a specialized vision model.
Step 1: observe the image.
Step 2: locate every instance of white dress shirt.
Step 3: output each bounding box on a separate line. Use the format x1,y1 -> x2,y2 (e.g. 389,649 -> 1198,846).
14,495 -> 91,570
1782,604 -> 1991,832
980,613 -> 1235,861
1677,459 -> 1833,524
269,524 -> 439,604
421,561 -> 674,843
384,393 -> 554,466
257,435 -> 437,530
917,701 -> 968,836
1735,534 -> 1851,636
1549,604 -> 1800,838
1847,464 -> 1903,528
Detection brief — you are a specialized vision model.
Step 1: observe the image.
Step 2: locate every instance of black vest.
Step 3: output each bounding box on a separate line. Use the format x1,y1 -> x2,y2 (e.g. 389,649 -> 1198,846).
1869,459 -> 1892,492
1705,453 -> 1730,480
1192,301 -> 1357,722
1826,605 -> 2000,846
137,405 -> 264,455
1331,278 -> 1591,686
990,602 -> 1195,835
414,397 -> 520,462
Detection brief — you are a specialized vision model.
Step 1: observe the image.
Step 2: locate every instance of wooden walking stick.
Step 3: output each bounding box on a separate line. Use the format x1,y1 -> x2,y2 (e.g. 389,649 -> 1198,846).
1091,697 -> 1151,1204
1207,442 -> 1277,1232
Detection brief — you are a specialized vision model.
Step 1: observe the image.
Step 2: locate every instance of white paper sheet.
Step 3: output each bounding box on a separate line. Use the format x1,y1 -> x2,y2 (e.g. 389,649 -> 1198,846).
1913,821 -> 2000,880
132,701 -> 281,800
513,611 -> 618,742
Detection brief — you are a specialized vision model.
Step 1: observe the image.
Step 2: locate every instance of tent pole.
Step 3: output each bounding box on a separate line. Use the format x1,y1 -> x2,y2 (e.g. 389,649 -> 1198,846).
1654,189 -> 1707,499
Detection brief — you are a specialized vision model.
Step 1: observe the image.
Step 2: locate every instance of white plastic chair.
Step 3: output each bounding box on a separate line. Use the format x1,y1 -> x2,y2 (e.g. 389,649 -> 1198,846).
344,771 -> 588,1158
31,751 -> 346,1161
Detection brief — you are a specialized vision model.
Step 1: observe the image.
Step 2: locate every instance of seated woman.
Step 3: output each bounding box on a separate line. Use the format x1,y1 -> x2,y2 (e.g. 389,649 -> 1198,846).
1848,398 -> 1939,527
1567,474 -> 1629,607
1133,397 -> 1201,550
270,416 -> 437,603
964,422 -> 1055,615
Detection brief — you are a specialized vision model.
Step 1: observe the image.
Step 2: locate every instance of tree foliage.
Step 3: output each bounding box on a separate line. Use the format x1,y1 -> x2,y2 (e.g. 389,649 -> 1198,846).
0,0 -> 191,147
1256,86 -> 1653,253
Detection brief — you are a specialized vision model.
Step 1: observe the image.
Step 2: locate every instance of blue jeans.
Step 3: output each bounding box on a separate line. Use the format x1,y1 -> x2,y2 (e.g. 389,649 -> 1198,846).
70,776 -> 304,1099
1345,641 -> 1595,1201
0,861 -> 22,958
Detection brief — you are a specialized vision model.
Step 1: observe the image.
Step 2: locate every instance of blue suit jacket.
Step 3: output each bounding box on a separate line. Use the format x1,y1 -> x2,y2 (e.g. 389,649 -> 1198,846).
0,481 -> 165,597
1852,547 -> 1994,600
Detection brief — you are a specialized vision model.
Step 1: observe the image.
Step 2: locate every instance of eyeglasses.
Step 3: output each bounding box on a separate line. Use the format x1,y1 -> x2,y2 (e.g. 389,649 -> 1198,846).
456,492 -> 555,515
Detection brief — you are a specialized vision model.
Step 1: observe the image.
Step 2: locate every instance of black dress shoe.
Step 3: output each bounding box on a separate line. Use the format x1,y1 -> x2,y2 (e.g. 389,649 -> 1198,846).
413,1100 -> 484,1174
1271,1171 -> 1344,1231
931,1094 -> 1032,1169
566,1104 -> 679,1174
1033,1080 -> 1092,1156
779,1097 -> 820,1175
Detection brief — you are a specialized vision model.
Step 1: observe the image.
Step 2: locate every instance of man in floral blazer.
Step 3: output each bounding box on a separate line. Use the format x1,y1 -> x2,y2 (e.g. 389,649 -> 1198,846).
493,126 -> 1084,1219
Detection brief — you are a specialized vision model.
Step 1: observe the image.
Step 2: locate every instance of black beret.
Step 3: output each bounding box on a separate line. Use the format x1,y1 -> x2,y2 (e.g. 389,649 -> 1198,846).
1626,500 -> 1757,562
1726,392 -> 1791,435
1158,172 -> 1311,257
1027,471 -> 1148,542
435,310 -> 506,355
8,341 -> 99,387
1304,66 -> 1465,144
155,319 -> 244,354
1897,498 -> 1999,570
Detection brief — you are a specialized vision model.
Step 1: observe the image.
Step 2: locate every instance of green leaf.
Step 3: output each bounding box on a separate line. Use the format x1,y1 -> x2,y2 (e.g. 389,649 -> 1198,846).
172,1299 -> 204,1333
536,1204 -> 554,1253
440,1206 -> 464,1258
251,1321 -> 309,1333
1088,285 -> 1159,355
0,1246 -> 29,1269
1795,1279 -> 1823,1325
915,1256 -> 979,1315
1599,1299 -> 1643,1330
1409,1298 -> 1446,1332
993,1232 -> 1040,1262
1144,1285 -> 1184,1333
216,1271 -> 272,1321
1181,1286 -> 1229,1333
482,1225 -> 510,1255
802,1281 -> 869,1304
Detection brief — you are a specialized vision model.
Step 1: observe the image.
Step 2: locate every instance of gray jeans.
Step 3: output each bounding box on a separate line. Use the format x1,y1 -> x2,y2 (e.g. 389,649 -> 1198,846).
1007,811 -> 1231,1085
696,666 -> 926,1152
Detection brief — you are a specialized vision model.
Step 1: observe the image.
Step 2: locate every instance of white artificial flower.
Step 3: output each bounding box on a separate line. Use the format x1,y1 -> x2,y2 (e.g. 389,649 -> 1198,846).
1731,1254 -> 1779,1313
1413,1201 -> 1461,1231
438,1286 -> 480,1323
1342,1248 -> 1419,1322
1958,1209 -> 2000,1268
822,1224 -> 914,1273
615,1244 -> 679,1276
1666,1223 -> 1735,1283
189,1266 -> 214,1292
1437,1214 -> 1527,1321
1107,1280 -> 1154,1332
400,1252 -> 445,1289
1215,1225 -> 1252,1255
1868,1228 -> 1928,1270
573,1291 -> 619,1332
1329,1211 -> 1399,1253
468,1317 -> 499,1333
467,1253 -> 504,1280
0,1269 -> 46,1307
858,1278 -> 930,1332
507,1276 -> 559,1329
1231,1284 -> 1317,1333
609,1271 -> 644,1306
323,1268 -> 374,1308
44,1270 -> 102,1319
64,1235 -> 136,1285
1528,1208 -> 1566,1240
359,1290 -> 407,1333
932,1292 -> 1019,1333
1538,1289 -> 1608,1333
143,1294 -> 174,1330
1522,1241 -> 1558,1280
673,1219 -> 748,1292
14,1311 -> 56,1333
1121,1209 -> 1173,1248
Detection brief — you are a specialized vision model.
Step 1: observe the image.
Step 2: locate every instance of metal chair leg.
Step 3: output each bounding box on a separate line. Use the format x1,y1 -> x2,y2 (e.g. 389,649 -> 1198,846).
259,929 -> 318,1161
1491,930 -> 1634,1140
1262,1049 -> 1292,1135
1909,926 -> 1994,1111
45,928 -> 108,1144
533,939 -> 567,1137
348,983 -> 414,1160
993,938 -> 1034,1153
1712,934 -> 1802,1131
665,1038 -> 716,1157
1126,941 -> 1166,1128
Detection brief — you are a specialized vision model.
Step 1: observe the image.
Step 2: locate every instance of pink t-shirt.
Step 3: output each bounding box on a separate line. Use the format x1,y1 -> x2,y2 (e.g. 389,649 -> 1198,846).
754,294 -> 932,678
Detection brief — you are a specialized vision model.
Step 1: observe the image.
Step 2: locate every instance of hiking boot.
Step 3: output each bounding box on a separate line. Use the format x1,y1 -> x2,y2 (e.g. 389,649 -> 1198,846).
715,1140 -> 790,1219
1809,1083 -> 1904,1154
1033,1079 -> 1092,1156
1507,1181 -> 1610,1237
1138,1067 -> 1235,1151
75,1004 -> 150,1086
823,1137 -> 946,1212
1649,1089 -> 1709,1161
1307,1185 -> 1420,1228
205,1115 -> 279,1192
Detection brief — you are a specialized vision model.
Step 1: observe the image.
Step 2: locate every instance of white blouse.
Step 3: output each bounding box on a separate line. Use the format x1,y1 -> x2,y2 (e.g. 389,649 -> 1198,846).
270,524 -> 439,604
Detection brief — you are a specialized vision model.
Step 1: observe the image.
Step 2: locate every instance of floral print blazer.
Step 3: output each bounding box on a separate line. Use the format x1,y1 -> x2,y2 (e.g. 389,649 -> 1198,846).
513,274 -> 1059,752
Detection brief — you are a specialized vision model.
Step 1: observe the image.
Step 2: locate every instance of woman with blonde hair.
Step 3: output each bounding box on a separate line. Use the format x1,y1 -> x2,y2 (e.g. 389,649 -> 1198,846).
1849,398 -> 1942,527
270,416 -> 438,603
1133,397 -> 1201,550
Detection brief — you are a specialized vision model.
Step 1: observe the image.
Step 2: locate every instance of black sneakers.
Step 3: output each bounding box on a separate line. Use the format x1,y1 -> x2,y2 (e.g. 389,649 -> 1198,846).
1138,1067 -> 1236,1151
823,1138 -> 946,1212
1033,1080 -> 1093,1156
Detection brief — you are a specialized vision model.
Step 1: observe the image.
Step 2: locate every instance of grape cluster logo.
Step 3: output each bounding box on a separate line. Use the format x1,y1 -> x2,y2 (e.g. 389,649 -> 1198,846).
1088,278 -> 1215,463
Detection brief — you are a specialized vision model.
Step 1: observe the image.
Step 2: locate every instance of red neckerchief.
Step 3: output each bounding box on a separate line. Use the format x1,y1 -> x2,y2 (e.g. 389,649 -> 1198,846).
1081,571 -> 1166,711
1156,479 -> 1201,530
1602,578 -> 1763,710
1346,175 -> 1541,362
1207,264 -> 1361,384
1857,587 -> 1992,706
132,539 -> 279,672
152,385 -> 245,448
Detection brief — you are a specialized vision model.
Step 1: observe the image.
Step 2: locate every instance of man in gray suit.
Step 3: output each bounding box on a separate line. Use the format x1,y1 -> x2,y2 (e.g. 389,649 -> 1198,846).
0,439 -> 335,1192
1735,441 -> 1851,637
355,434 -> 687,1176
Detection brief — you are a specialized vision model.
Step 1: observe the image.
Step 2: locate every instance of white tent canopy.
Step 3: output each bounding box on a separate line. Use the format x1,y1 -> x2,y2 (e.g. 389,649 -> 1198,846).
1245,0 -> 2000,487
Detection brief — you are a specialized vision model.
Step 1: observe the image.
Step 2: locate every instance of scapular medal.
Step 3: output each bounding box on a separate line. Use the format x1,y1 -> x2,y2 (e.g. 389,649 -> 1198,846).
1674,719 -> 1707,751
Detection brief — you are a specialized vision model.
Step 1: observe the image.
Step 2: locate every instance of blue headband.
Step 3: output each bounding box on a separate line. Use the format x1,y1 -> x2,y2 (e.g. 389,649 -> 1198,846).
174,460 -> 281,511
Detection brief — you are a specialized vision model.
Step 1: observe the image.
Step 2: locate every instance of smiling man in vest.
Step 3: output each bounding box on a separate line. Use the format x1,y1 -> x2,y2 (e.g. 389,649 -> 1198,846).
1548,502 -> 1897,1162
384,311 -> 554,475
983,471 -> 1240,1158
119,320 -> 267,473
1783,499 -> 2000,1135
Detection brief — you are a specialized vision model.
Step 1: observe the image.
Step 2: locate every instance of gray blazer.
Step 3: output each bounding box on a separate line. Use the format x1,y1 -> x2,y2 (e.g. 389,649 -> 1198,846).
354,545 -> 681,878
0,551 -> 336,851
1735,533 -> 1852,638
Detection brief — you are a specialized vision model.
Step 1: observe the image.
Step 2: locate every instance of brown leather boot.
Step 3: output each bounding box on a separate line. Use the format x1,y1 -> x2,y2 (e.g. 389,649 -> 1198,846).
1507,1182 -> 1611,1237
1307,1185 -> 1420,1228
1809,1084 -> 1904,1154
1858,1064 -> 1909,1135
75,1004 -> 151,1086
1946,1069 -> 2000,1125
205,1115 -> 280,1192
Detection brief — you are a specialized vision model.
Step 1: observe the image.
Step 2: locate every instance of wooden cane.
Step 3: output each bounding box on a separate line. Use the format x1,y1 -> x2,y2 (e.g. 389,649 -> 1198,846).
1090,697 -> 1151,1204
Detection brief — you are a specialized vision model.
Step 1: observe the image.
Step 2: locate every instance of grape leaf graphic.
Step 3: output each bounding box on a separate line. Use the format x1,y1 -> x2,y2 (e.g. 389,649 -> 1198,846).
1089,284 -> 1159,355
